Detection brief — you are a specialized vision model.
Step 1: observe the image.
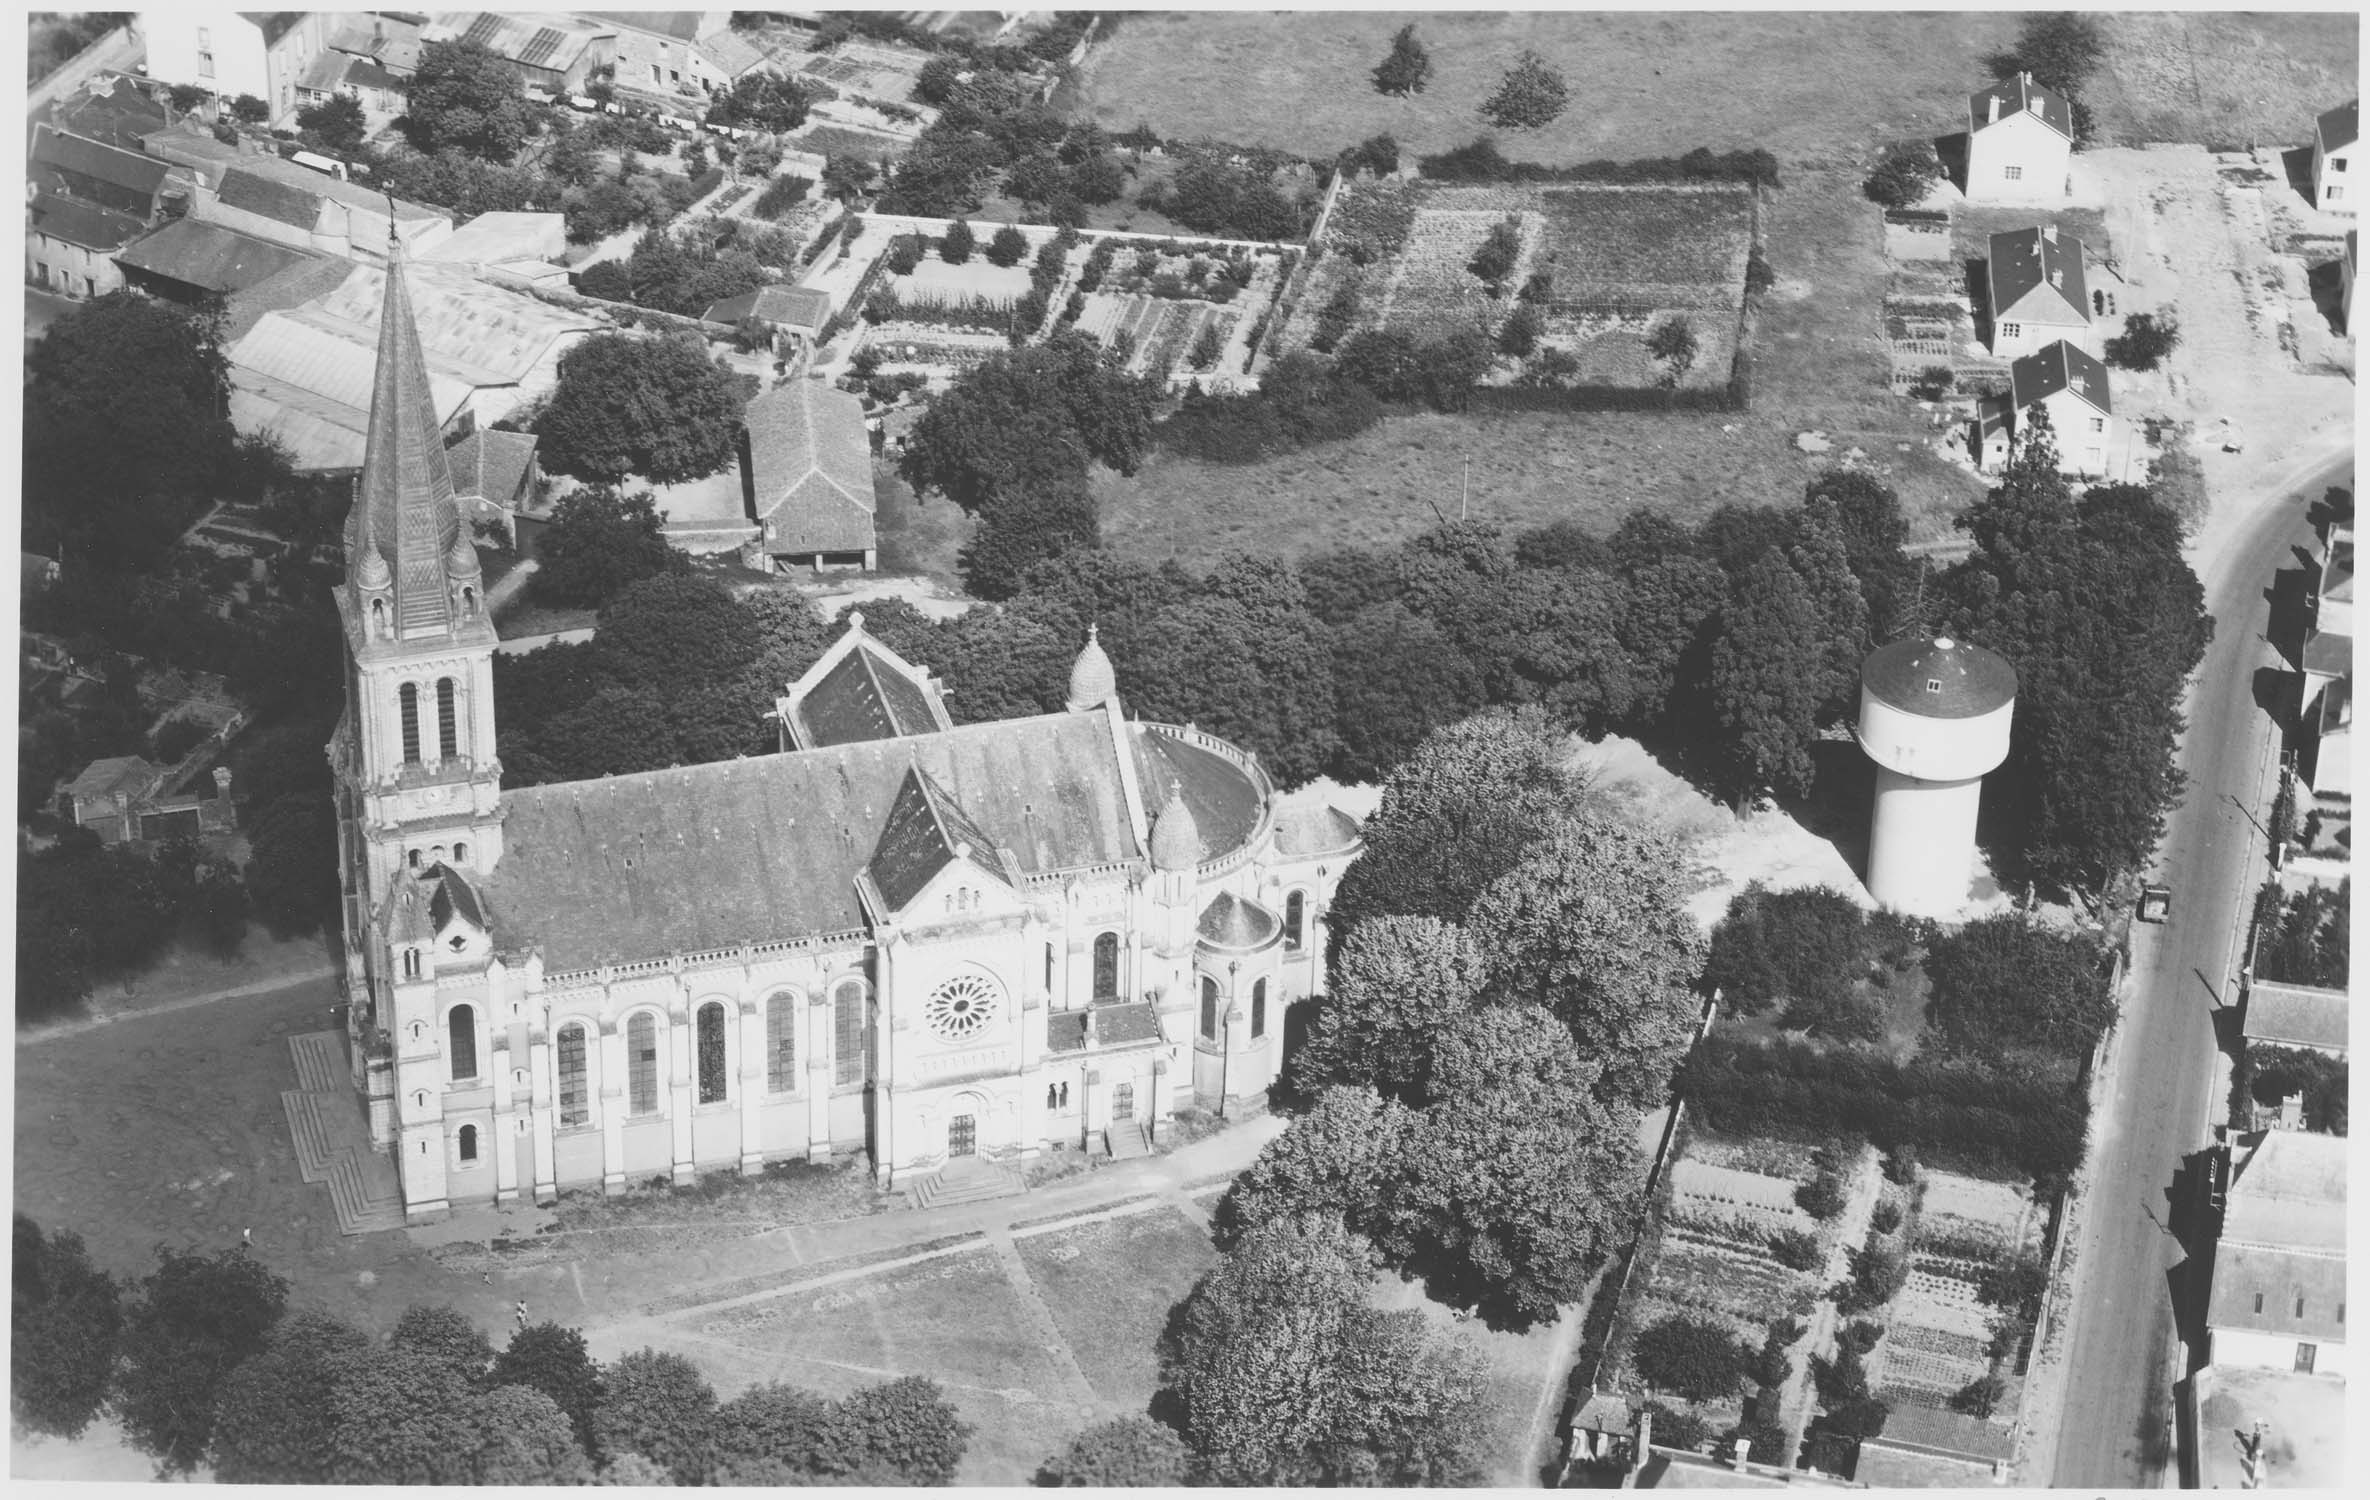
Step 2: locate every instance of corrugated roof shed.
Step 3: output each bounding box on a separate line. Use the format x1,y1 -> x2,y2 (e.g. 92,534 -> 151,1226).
233,312 -> 473,424
297,259 -> 597,387
742,379 -> 875,556
113,217 -> 319,293
222,252 -> 360,340
29,192 -> 145,251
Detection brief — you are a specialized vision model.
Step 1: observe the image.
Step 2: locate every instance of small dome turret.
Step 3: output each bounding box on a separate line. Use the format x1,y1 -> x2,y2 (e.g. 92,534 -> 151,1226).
445,530 -> 481,577
1149,779 -> 1203,872
1066,623 -> 1117,713
356,547 -> 391,590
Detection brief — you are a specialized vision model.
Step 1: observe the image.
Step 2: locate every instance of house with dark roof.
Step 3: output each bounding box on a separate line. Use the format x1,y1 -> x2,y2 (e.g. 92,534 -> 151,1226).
34,75 -> 170,151
27,193 -> 147,298
739,378 -> 878,571
29,123 -> 180,220
1973,339 -> 2122,477
57,755 -> 239,846
2313,98 -> 2356,214
444,427 -> 543,540
193,154 -> 452,263
328,12 -> 428,80
1984,225 -> 2091,357
319,248 -> 1365,1220
2240,980 -> 2348,1061
113,216 -> 320,301
1966,71 -> 2074,203
2206,1129 -> 2348,1377
142,11 -> 334,126
702,284 -> 833,350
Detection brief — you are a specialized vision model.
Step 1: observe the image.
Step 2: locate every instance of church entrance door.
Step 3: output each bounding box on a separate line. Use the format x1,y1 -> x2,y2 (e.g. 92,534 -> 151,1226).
1112,1083 -> 1134,1120
948,1114 -> 976,1158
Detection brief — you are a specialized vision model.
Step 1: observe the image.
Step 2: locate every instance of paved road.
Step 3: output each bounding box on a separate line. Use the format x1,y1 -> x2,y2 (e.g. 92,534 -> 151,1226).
2041,449 -> 2352,1487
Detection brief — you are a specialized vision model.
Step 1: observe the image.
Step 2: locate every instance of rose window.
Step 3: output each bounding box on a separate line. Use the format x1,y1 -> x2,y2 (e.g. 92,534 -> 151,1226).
925,974 -> 1000,1040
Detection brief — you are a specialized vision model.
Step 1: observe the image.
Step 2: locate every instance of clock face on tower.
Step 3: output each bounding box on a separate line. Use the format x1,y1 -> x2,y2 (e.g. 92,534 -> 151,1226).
924,973 -> 1001,1040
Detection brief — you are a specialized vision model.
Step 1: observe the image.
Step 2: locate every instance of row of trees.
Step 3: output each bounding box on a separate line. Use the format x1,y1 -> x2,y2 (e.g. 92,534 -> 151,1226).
10,1216 -> 969,1483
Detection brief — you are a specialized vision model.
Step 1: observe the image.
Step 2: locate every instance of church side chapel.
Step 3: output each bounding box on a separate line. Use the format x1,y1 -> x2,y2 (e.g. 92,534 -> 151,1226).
331,233 -> 1362,1221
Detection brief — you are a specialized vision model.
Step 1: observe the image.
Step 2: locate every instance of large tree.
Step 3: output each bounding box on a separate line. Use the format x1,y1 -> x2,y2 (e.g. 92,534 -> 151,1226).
899,330 -> 1156,514
1944,423 -> 2212,895
1161,1216 -> 1488,1486
830,1375 -> 972,1484
319,1343 -> 484,1485
594,1348 -> 718,1484
1467,811 -> 1708,1111
1291,915 -> 1487,1102
1037,1415 -> 1192,1486
1390,1005 -> 1646,1328
296,92 -> 367,154
1789,496 -> 1873,723
1371,22 -> 1433,96
24,292 -> 238,572
536,332 -> 747,486
1217,1084 -> 1416,1248
708,1382 -> 841,1483
210,1311 -> 373,1484
489,1322 -> 608,1461
468,1384 -> 595,1484
9,1215 -> 121,1439
530,485 -> 688,609
1709,547 -> 1826,801
1327,601 -> 1485,781
705,70 -> 816,133
403,38 -> 537,160
1480,49 -> 1570,129
113,1245 -> 290,1473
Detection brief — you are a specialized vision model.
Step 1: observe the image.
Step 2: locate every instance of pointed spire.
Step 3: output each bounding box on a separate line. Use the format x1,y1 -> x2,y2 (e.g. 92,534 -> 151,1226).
351,224 -> 463,637
1066,620 -> 1117,713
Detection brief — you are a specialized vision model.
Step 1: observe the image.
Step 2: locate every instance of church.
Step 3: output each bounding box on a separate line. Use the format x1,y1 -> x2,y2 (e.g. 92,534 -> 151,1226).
330,237 -> 1363,1221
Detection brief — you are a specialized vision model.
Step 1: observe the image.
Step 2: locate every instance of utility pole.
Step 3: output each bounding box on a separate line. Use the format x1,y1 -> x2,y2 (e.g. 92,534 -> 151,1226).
1460,458 -> 1470,522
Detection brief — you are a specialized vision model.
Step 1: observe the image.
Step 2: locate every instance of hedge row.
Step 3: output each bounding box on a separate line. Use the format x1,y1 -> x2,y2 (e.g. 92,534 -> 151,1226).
1418,138 -> 1782,191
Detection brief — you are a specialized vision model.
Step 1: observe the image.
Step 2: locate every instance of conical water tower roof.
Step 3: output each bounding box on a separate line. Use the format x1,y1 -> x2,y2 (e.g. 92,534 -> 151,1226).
1862,637 -> 2018,719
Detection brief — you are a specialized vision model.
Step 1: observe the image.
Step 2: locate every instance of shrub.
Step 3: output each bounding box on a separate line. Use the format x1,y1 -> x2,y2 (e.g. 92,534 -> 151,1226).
1704,884 -> 1872,1016
1950,1373 -> 2006,1419
1768,1229 -> 1823,1272
1975,1253 -> 2048,1313
884,235 -> 924,275
1834,1244 -> 1908,1316
1468,216 -> 1522,289
1632,1316 -> 1749,1402
1880,1144 -> 1919,1186
751,174 -> 812,220
939,218 -> 975,264
1499,302 -> 1543,356
984,223 -> 1029,267
1744,1328 -> 1794,1391
1870,1200 -> 1902,1235
1794,1175 -> 1847,1221
1864,139 -> 1942,209
1925,915 -> 2114,1055
1481,50 -> 1570,130
1907,364 -> 1955,400
1837,1319 -> 1884,1357
1311,282 -> 1361,353
1188,321 -> 1225,371
2104,311 -> 2180,371
1644,1403 -> 1713,1454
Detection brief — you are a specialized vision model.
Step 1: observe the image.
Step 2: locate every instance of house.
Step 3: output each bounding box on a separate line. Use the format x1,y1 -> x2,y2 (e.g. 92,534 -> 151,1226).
701,284 -> 833,352
2297,520 -> 2352,799
582,12 -> 748,105
28,123 -> 183,221
326,12 -> 429,81
1984,225 -> 2091,357
27,194 -> 146,299
1973,339 -> 2120,477
113,217 -> 322,301
2241,980 -> 2348,1060
421,13 -> 605,96
739,378 -> 878,571
1966,71 -> 2074,203
2312,99 -> 2356,214
139,10 -> 335,125
34,74 -> 170,151
190,155 -> 453,264
2205,1129 -> 2347,1377
58,755 -> 239,846
296,51 -> 408,118
445,427 -> 544,544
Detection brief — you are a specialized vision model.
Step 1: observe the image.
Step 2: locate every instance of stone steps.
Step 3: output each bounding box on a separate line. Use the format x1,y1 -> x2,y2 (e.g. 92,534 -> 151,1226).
289,1030 -> 348,1093
904,1161 -> 1025,1212
1104,1122 -> 1149,1160
283,1033 -> 405,1235
280,1091 -> 338,1183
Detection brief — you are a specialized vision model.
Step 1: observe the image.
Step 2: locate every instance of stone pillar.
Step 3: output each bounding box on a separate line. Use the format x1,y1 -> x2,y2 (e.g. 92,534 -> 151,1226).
528,1028 -> 558,1204
667,999 -> 695,1186
806,989 -> 832,1162
1148,1058 -> 1171,1146
1082,1067 -> 1103,1150
598,1019 -> 627,1195
1219,1004 -> 1244,1117
490,1033 -> 520,1205
737,998 -> 765,1174
873,1082 -> 897,1188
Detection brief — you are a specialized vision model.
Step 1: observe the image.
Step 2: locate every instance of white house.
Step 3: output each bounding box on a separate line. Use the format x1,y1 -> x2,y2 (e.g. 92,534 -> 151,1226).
2206,1130 -> 2348,1378
1973,339 -> 2121,477
2313,99 -> 2356,214
1986,225 -> 2091,356
1966,71 -> 2074,204
140,11 -> 334,126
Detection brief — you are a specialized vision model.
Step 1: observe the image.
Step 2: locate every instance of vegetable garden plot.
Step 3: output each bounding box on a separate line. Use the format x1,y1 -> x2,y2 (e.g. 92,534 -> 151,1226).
1379,210 -> 1514,337
1410,183 -> 1755,306
1669,1159 -> 1807,1216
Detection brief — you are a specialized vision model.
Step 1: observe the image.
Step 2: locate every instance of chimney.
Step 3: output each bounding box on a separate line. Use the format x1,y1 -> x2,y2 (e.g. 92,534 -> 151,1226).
2042,223 -> 2058,243
1988,93 -> 2001,125
1731,1439 -> 1752,1470
2050,268 -> 2062,288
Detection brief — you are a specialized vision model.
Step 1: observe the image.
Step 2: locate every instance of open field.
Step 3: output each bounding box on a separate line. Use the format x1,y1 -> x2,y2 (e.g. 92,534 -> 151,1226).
1081,11 -> 2021,168
2087,12 -> 2359,149
1014,1205 -> 1220,1400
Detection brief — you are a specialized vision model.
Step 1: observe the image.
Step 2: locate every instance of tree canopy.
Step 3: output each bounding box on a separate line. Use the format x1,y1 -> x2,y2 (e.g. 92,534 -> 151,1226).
1372,22 -> 1433,96
1291,914 -> 1488,1102
593,1347 -> 718,1483
402,39 -> 538,160
529,485 -> 688,609
1481,50 -> 1570,129
113,1245 -> 290,1473
10,1215 -> 121,1439
1037,1415 -> 1192,1486
536,332 -> 748,486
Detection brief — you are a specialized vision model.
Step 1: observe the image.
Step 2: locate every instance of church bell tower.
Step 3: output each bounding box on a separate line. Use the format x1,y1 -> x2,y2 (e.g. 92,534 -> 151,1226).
329,232 -> 503,1069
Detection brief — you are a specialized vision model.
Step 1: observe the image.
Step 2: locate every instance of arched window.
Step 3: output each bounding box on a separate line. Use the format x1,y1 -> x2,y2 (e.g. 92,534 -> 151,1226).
370,598 -> 388,637
557,1023 -> 589,1127
833,982 -> 867,1087
437,678 -> 458,760
627,1012 -> 658,1114
399,682 -> 420,763
408,848 -> 422,869
461,585 -> 478,616
457,1124 -> 478,1163
696,1002 -> 728,1104
1092,932 -> 1119,1000
766,994 -> 796,1093
1284,891 -> 1306,951
1251,979 -> 1267,1040
402,947 -> 420,980
1199,977 -> 1219,1041
454,841 -> 469,865
448,1004 -> 477,1081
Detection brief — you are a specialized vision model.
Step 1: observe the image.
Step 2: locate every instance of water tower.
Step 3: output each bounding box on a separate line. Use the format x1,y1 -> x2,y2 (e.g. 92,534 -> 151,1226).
1857,637 -> 2018,917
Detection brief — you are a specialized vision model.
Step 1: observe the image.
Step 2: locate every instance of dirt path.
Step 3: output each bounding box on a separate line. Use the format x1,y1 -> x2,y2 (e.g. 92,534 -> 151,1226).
1778,1145 -> 1884,1460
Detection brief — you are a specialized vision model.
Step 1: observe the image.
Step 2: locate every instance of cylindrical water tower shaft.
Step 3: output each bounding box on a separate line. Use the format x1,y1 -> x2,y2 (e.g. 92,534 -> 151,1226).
1857,638 -> 2018,918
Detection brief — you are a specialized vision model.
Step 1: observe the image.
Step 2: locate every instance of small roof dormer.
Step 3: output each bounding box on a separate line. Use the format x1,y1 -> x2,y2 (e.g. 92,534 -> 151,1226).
777,611 -> 955,751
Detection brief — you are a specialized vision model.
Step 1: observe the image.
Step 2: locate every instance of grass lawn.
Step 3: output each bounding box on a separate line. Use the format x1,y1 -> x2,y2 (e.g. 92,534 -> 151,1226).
1081,11 -> 2022,168
1013,1204 -> 1219,1403
2087,12 -> 2359,149
871,463 -> 972,580
1370,1270 -> 1578,1486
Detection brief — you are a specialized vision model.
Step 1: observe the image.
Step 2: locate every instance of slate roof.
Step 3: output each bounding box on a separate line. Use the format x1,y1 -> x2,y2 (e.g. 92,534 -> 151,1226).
1198,891 -> 1280,952
446,428 -> 540,506
429,11 -> 599,73
2009,339 -> 2112,414
1135,728 -> 1265,860
2243,981 -> 2348,1054
703,284 -> 833,332
346,57 -> 405,92
430,865 -> 486,930
221,252 -> 360,340
298,51 -> 349,91
31,124 -> 170,197
1970,71 -> 2073,139
1046,1010 -> 1088,1052
2302,630 -> 2352,678
28,192 -> 144,251
1096,1002 -> 1163,1045
483,711 -> 1269,972
1273,803 -> 1361,858
246,13 -> 313,48
2320,529 -> 2353,610
697,27 -> 767,78
742,380 -> 876,557
217,164 -> 332,229
64,756 -> 161,800
793,642 -> 952,748
113,217 -> 318,293
38,77 -> 169,150
1987,227 -> 2089,324
1861,637 -> 2018,719
2320,98 -> 2358,150
330,15 -> 425,75
867,765 -> 1013,912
